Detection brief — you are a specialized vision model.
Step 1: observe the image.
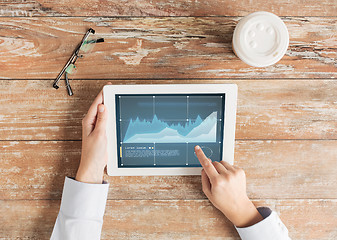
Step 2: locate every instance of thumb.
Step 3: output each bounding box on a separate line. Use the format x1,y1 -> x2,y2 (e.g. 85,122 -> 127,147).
94,104 -> 108,132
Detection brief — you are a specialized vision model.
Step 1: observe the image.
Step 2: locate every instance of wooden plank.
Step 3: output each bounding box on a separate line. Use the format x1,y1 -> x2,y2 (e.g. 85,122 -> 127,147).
1,0 -> 337,17
1,140 -> 336,200
1,199 -> 336,239
0,17 -> 336,79
1,80 -> 336,141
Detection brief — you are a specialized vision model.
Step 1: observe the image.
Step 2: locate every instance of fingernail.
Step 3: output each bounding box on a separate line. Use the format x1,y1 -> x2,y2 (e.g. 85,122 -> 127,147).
195,145 -> 200,150
98,105 -> 105,112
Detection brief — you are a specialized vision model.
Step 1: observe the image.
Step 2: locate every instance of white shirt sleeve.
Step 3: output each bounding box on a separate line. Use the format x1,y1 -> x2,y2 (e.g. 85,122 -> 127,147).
235,207 -> 291,240
50,177 -> 109,240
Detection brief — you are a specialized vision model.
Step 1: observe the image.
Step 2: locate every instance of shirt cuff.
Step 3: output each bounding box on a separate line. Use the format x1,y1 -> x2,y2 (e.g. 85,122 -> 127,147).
59,177 -> 109,221
235,207 -> 289,240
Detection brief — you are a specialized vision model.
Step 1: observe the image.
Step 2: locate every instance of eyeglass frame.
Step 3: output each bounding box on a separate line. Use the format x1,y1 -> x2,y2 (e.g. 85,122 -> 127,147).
52,28 -> 96,94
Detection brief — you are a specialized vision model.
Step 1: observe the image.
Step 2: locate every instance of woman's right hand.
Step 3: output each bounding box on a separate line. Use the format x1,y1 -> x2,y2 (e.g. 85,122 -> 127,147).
194,145 -> 263,228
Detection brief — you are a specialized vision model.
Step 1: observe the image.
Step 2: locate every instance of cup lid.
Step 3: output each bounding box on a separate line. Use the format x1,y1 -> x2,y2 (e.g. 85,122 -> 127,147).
232,11 -> 289,67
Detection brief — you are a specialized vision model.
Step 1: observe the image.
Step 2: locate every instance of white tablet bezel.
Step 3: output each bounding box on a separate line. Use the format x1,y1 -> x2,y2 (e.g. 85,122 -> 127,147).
104,84 -> 237,176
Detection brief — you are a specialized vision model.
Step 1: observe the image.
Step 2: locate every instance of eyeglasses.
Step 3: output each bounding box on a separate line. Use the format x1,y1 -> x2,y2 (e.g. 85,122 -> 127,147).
53,28 -> 104,96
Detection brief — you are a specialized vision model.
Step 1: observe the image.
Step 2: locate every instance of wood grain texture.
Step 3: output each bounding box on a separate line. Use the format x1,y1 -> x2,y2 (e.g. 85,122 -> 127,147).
1,140 -> 336,200
1,2 -> 337,239
1,199 -> 337,239
1,79 -> 336,141
1,0 -> 337,17
0,17 -> 336,79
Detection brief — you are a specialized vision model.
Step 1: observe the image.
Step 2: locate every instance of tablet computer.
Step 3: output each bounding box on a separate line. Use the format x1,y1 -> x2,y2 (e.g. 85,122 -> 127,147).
104,84 -> 237,176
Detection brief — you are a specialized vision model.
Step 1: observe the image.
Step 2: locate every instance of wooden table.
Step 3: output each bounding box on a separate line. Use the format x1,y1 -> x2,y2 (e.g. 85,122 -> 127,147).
1,1 -> 336,239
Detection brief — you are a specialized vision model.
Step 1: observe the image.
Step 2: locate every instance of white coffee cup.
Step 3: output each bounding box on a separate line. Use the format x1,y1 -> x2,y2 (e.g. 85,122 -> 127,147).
232,11 -> 289,67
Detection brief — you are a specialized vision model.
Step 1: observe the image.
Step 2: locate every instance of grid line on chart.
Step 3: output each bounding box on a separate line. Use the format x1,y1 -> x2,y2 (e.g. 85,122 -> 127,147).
154,142 -> 156,166
186,142 -> 189,165
153,95 -> 155,117
187,95 -> 189,121
119,96 -> 221,99
119,96 -> 123,166
119,119 -> 224,121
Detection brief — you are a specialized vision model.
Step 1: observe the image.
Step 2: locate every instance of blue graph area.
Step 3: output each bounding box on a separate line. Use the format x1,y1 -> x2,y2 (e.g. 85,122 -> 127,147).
123,111 -> 217,143
115,94 -> 225,168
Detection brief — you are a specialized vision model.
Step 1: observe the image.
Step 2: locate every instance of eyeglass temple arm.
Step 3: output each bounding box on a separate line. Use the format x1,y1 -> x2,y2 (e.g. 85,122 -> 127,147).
53,53 -> 77,89
53,28 -> 95,89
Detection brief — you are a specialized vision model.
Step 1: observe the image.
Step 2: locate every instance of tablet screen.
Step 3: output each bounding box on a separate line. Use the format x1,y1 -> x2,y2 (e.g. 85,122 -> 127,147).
115,94 -> 225,168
